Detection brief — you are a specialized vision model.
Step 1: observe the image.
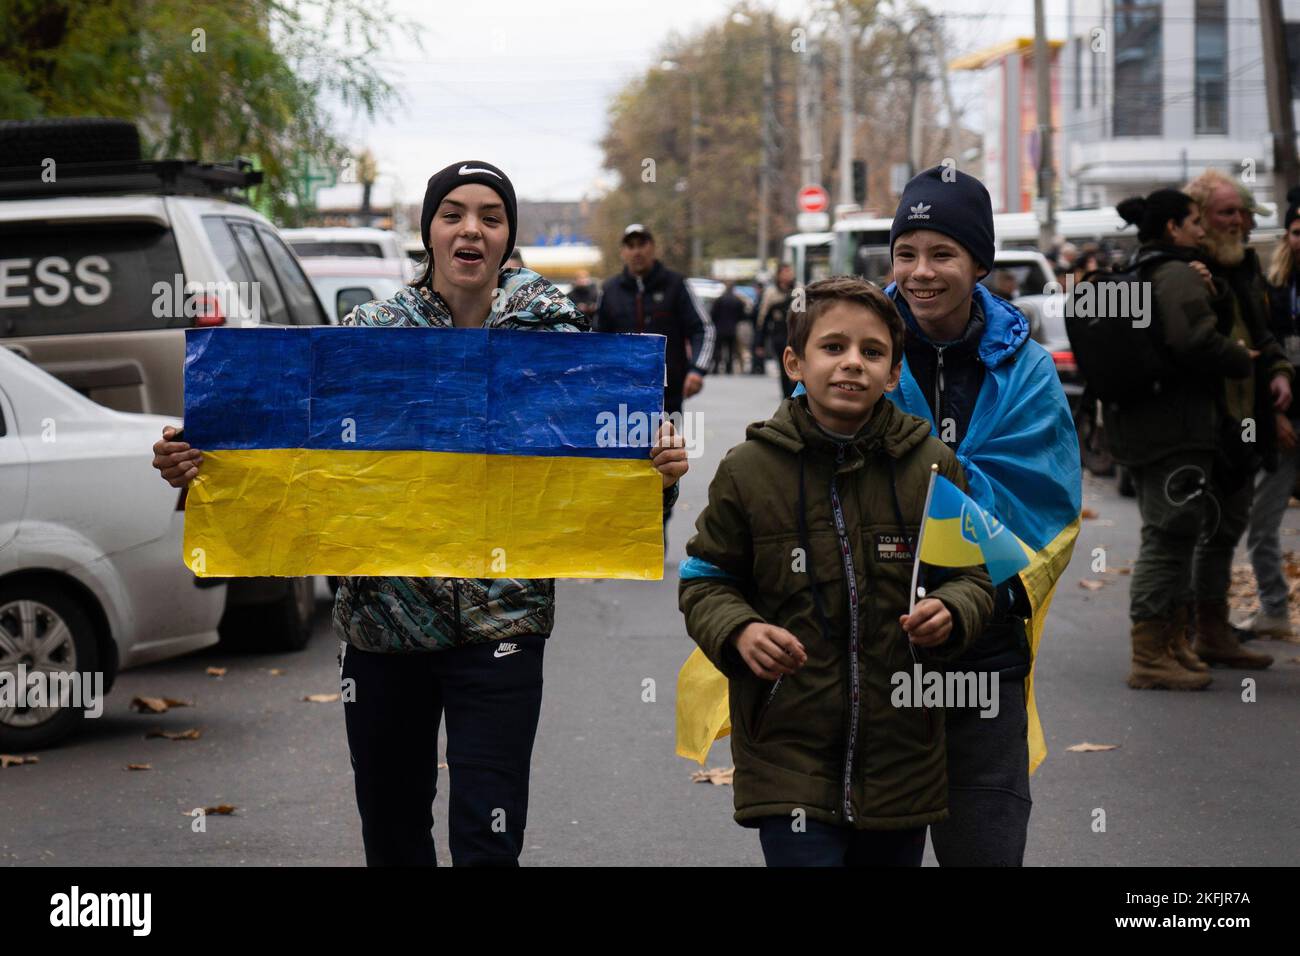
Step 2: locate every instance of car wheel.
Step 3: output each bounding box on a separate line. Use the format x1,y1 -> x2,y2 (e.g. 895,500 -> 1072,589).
220,577 -> 317,653
0,583 -> 101,752
1076,402 -> 1115,477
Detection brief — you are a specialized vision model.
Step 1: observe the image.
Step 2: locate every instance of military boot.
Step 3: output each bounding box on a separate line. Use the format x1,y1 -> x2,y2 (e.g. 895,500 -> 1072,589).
1168,603 -> 1209,673
1193,601 -> 1273,669
1127,619 -> 1213,690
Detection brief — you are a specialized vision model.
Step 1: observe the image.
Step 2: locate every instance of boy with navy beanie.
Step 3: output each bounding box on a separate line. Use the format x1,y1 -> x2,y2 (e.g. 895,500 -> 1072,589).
883,165 -> 1082,866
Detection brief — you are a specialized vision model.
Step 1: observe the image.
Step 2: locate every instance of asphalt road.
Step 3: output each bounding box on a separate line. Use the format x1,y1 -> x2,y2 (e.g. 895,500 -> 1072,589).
3,372 -> 1298,866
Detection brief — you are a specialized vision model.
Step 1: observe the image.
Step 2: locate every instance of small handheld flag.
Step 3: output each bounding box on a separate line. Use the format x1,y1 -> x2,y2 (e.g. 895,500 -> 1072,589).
909,467 -> 1031,610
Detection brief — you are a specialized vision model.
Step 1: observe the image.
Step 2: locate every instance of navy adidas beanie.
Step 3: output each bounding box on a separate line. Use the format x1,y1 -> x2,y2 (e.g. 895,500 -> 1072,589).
889,165 -> 996,274
419,160 -> 518,268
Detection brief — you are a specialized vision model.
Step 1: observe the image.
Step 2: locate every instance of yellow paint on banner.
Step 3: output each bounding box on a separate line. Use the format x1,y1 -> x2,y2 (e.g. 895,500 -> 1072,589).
182,449 -> 663,579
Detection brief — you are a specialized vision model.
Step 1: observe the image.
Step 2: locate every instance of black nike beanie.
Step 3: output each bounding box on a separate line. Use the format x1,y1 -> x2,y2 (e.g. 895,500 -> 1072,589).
419,160 -> 518,268
889,165 -> 996,274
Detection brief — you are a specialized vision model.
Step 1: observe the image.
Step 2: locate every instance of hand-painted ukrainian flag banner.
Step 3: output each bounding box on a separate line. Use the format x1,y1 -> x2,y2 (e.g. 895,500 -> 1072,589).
918,474 -> 1031,585
181,326 -> 667,579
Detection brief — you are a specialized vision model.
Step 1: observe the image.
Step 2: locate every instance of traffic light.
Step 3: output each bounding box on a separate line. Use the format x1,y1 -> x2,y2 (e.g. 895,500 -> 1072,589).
852,160 -> 867,205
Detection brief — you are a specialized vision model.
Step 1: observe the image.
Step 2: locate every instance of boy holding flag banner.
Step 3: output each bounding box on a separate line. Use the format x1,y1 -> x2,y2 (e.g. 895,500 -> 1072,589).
678,276 -> 994,866
675,167 -> 1080,868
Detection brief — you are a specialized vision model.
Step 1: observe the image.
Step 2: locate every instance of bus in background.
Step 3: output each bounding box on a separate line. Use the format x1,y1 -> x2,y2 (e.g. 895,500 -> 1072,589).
781,232 -> 834,285
831,207 -> 1146,282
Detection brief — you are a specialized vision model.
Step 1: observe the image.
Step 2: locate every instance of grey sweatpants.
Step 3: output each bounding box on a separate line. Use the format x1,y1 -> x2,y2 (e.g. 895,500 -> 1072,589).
928,674 -> 1031,866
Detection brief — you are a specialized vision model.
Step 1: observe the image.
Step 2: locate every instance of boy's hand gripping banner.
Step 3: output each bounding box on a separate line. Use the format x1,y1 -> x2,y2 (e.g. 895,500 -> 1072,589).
181,326 -> 667,580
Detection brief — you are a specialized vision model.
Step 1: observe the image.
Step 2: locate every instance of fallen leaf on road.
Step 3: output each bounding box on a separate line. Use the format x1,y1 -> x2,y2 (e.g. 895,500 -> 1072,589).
267,669 -> 285,677
182,805 -> 237,816
303,693 -> 340,703
0,754 -> 39,768
1079,579 -> 1106,591
691,766 -> 734,786
1118,567 -> 1132,575
125,763 -> 152,771
205,667 -> 227,678
1081,507 -> 1098,519
146,728 -> 201,741
130,697 -> 192,714
1066,742 -> 1119,753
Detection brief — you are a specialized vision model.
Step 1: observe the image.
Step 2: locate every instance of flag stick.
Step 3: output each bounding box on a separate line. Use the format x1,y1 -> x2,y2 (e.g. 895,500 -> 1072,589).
908,464 -> 940,616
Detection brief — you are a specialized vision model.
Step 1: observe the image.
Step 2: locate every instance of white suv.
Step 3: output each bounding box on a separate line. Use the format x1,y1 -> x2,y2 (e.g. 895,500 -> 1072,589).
0,119 -> 323,653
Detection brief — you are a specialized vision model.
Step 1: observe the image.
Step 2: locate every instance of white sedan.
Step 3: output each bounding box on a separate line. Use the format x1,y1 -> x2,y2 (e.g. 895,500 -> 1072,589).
0,345 -> 226,750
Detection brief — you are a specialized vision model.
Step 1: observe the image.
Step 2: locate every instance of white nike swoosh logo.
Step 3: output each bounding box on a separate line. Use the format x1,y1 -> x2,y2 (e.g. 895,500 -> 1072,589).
459,165 -> 501,179
493,646 -> 522,658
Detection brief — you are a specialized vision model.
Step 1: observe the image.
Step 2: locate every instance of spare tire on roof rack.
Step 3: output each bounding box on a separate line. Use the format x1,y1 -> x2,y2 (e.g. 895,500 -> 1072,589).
0,118 -> 142,166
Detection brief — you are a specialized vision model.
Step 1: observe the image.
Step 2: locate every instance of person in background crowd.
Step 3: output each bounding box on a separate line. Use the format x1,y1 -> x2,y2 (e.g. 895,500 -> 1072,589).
1242,187 -> 1300,643
708,280 -> 743,374
988,269 -> 1020,301
595,223 -> 713,419
1236,181 -> 1267,246
1179,168 -> 1292,670
1110,189 -> 1244,690
756,262 -> 796,396
736,274 -> 760,373
1070,243 -> 1103,286
567,268 -> 599,323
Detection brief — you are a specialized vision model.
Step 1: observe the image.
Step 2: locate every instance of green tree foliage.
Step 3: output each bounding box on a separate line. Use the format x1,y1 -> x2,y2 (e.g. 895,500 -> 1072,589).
0,0 -> 406,225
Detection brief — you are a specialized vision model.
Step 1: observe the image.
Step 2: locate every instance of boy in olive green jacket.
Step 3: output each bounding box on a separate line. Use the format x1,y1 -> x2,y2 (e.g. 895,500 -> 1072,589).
679,276 -> 994,866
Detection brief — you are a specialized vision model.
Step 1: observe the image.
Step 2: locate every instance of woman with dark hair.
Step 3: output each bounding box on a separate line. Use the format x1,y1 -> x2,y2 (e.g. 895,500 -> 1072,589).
152,160 -> 689,866
1109,188 -> 1260,689
1242,188 -> 1300,643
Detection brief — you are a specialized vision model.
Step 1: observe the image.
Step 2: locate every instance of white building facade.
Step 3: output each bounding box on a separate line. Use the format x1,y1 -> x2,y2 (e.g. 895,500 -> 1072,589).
1060,0 -> 1296,210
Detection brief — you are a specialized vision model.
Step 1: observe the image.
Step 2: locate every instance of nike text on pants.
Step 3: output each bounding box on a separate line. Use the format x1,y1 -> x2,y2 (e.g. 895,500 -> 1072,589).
340,634 -> 546,866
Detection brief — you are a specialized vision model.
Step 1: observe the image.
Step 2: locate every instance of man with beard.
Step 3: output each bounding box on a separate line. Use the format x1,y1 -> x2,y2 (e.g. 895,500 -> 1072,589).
1181,169 -> 1292,669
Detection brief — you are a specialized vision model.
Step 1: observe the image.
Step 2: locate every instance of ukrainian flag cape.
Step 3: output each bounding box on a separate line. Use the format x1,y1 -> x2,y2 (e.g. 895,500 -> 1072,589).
675,284 -> 1081,772
887,283 -> 1081,773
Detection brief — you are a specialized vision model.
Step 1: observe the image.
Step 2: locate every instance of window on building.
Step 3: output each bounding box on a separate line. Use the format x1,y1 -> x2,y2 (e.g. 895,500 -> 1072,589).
1113,0 -> 1162,136
1287,23 -> 1300,98
1195,0 -> 1227,134
1073,36 -> 1083,111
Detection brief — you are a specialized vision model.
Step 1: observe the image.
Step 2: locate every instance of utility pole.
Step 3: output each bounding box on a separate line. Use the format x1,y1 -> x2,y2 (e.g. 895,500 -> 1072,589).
837,4 -> 855,209
797,32 -> 822,188
1260,0 -> 1300,210
758,17 -> 774,269
927,16 -> 961,160
907,28 -> 923,176
1033,0 -> 1056,251
689,71 -> 702,275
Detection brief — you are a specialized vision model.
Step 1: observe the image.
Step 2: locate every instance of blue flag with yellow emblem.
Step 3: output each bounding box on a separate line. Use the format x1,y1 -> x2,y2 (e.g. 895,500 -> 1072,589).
917,472 -> 1031,586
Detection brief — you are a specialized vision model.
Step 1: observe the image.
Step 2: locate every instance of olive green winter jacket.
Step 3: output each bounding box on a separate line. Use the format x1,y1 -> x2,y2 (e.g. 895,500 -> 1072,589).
679,396 -> 994,831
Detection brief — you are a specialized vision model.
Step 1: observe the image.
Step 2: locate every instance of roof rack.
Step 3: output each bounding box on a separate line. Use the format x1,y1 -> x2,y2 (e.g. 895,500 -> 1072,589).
0,158 -> 263,202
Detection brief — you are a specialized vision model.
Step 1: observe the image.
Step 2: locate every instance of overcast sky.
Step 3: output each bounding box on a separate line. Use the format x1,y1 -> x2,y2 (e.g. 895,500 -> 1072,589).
321,0 -> 1076,205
